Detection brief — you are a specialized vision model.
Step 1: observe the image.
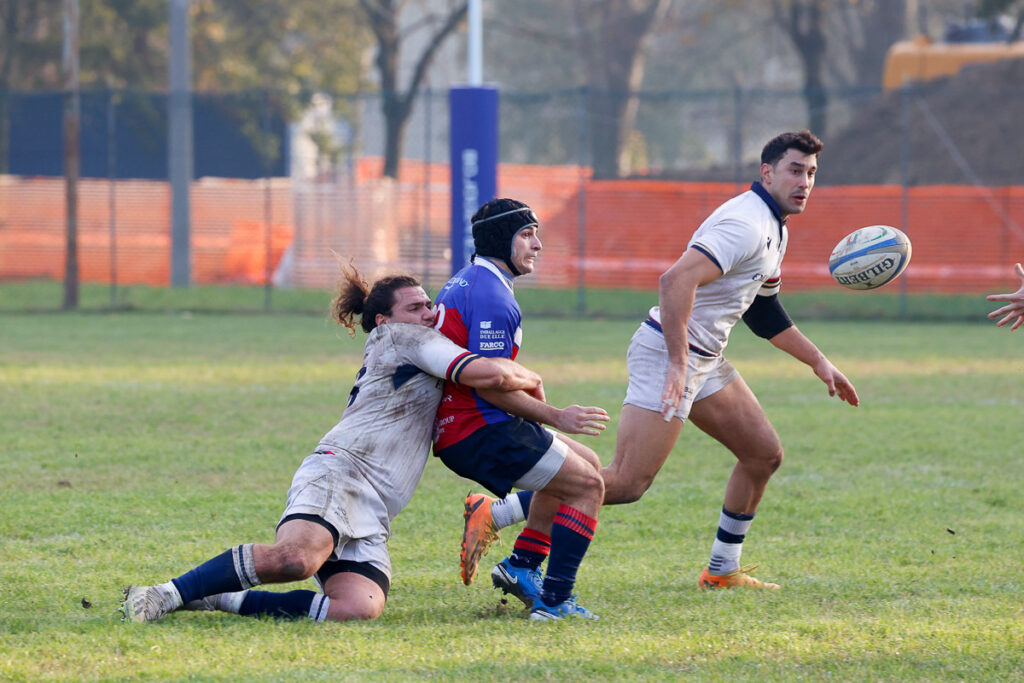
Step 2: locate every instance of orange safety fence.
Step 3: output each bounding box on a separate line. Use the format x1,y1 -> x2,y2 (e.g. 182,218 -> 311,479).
1,165 -> 1021,293
0,176 -> 293,286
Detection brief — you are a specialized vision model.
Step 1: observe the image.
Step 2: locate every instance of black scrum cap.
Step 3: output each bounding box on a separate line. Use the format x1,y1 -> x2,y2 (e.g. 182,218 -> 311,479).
471,201 -> 538,276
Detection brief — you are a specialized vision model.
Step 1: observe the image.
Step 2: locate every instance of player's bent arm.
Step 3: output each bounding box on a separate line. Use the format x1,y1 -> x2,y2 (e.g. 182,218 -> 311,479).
768,326 -> 860,407
658,249 -> 722,364
657,249 -> 723,418
476,387 -> 610,436
457,356 -> 542,393
766,325 -> 824,366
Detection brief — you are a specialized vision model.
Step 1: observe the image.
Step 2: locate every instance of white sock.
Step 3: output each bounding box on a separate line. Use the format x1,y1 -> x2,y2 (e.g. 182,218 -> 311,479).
490,496 -> 525,530
233,544 -> 261,588
708,509 -> 754,574
708,539 -> 743,574
157,581 -> 184,610
308,595 -> 331,622
214,590 -> 248,614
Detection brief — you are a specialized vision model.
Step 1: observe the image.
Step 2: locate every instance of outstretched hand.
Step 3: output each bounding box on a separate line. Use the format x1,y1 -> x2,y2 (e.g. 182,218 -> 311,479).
813,358 -> 860,407
555,405 -> 611,436
986,263 -> 1024,331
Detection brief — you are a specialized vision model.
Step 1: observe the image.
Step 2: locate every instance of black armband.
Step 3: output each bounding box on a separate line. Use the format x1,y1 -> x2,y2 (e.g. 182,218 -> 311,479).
742,293 -> 793,339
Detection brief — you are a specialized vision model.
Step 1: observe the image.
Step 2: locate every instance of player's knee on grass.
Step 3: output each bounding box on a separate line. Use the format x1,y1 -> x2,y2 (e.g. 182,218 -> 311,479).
324,573 -> 387,621
326,597 -> 384,622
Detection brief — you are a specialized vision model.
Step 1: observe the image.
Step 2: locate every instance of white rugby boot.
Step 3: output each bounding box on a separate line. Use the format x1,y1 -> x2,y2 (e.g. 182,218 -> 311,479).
120,583 -> 182,623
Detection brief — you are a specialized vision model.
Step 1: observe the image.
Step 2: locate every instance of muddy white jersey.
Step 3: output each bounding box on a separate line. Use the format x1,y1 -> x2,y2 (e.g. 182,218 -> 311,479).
650,182 -> 787,356
317,323 -> 479,520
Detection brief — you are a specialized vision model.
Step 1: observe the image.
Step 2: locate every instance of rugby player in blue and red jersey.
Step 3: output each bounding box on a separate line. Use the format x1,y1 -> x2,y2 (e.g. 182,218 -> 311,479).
433,198 -> 610,620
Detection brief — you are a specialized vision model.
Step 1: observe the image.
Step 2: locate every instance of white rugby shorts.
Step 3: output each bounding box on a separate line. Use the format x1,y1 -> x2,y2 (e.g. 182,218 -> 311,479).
622,322 -> 738,422
278,452 -> 393,580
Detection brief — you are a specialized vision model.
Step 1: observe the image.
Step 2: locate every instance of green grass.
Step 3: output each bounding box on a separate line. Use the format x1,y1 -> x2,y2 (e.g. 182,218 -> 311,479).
1,300 -> 1022,680
0,279 -> 1002,321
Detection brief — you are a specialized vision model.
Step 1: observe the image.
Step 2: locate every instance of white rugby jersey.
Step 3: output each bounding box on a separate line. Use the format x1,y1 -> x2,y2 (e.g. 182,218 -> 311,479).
650,182 -> 787,356
317,323 -> 478,520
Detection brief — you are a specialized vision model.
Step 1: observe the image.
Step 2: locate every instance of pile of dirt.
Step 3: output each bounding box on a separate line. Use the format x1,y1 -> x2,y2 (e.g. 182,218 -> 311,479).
642,57 -> 1024,187
821,56 -> 1024,187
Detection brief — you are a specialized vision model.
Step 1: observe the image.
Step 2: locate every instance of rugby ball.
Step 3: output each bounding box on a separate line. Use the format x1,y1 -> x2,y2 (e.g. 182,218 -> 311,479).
828,225 -> 912,290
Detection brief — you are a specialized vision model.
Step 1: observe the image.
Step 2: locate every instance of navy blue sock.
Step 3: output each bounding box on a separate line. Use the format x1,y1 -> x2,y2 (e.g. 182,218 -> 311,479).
542,505 -> 597,605
171,544 -> 259,604
516,490 -> 534,517
238,590 -> 329,620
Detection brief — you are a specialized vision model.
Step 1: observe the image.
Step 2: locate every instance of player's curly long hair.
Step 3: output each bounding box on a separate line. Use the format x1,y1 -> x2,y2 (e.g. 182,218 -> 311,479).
330,258 -> 421,335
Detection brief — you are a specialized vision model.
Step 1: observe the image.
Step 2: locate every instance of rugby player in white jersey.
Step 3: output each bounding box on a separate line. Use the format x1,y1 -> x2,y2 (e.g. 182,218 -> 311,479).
122,265 -> 545,623
464,130 -> 860,592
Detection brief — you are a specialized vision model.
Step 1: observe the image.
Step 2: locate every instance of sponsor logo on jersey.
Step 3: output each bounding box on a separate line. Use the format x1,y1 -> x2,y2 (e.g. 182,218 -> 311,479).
440,277 -> 471,292
479,341 -> 506,351
479,323 -> 506,342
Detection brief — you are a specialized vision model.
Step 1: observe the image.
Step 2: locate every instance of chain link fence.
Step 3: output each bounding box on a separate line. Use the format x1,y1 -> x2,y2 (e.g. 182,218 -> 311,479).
1,79 -> 1021,312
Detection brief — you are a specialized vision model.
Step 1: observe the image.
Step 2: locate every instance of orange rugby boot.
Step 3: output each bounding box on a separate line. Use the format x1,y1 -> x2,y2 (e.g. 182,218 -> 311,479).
698,565 -> 780,590
460,492 -> 500,585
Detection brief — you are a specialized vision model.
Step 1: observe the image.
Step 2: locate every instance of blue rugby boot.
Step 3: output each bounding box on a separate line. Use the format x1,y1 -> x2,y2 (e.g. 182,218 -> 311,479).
490,558 -> 543,607
528,595 -> 599,621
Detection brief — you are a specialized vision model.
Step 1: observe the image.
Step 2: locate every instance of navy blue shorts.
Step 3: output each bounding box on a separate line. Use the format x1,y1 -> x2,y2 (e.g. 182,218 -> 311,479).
435,417 -> 554,498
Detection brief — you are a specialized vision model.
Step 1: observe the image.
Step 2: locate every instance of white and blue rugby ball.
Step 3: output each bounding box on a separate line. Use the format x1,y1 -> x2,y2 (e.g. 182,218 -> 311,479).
828,225 -> 912,290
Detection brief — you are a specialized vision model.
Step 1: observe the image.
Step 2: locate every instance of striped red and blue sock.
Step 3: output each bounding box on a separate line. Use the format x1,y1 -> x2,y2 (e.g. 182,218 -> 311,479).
508,528 -> 551,570
542,505 -> 597,605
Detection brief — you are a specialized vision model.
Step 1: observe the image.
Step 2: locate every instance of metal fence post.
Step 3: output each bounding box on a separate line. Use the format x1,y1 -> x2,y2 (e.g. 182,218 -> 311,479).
169,0 -> 193,288
424,85 -> 433,286
732,85 -> 744,188
107,87 -> 118,307
899,79 -> 911,318
262,89 -> 273,311
576,87 -> 588,317
62,0 -> 80,310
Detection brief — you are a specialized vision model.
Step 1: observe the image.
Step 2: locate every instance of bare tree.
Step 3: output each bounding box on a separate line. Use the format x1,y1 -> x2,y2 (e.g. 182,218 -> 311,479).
769,0 -> 828,136
0,0 -> 62,174
571,0 -> 671,178
359,0 -> 467,179
828,0 -> 910,89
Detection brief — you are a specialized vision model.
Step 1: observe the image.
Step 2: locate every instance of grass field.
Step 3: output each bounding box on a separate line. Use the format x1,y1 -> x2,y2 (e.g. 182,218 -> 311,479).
0,278 -> 1004,322
1,296 -> 1022,680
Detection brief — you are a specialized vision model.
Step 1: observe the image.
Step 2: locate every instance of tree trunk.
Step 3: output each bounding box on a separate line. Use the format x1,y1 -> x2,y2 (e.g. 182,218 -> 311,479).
381,91 -> 410,178
775,0 -> 829,137
361,0 -> 467,179
576,0 -> 669,179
